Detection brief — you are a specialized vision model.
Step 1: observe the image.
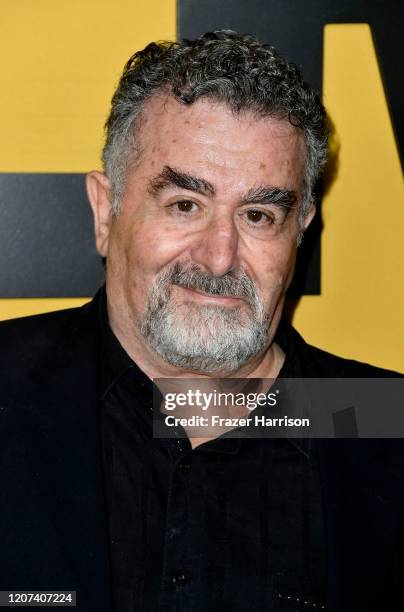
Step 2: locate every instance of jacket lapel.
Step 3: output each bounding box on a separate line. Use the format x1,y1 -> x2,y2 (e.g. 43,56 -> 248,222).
317,438 -> 404,611
12,296 -> 112,611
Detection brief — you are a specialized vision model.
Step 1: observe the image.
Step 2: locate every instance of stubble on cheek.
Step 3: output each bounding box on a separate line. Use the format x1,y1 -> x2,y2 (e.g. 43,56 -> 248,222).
260,245 -> 297,312
105,220 -> 142,327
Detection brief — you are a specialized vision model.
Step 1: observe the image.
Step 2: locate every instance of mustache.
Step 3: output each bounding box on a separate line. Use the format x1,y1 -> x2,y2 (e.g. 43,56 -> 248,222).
166,262 -> 259,301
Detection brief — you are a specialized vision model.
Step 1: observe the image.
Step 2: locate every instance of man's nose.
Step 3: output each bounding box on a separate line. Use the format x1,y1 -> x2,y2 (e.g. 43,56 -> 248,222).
189,215 -> 240,277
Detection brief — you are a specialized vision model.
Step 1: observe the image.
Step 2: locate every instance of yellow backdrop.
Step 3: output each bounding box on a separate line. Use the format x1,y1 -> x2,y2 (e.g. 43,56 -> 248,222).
293,24 -> 404,372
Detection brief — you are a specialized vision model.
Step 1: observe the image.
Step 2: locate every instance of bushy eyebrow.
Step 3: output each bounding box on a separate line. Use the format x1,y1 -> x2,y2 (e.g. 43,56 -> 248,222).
148,165 -> 215,196
242,186 -> 297,210
148,165 -> 297,213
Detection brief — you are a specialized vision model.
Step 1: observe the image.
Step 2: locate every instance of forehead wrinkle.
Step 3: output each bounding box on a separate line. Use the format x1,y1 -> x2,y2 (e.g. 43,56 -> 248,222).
147,165 -> 215,197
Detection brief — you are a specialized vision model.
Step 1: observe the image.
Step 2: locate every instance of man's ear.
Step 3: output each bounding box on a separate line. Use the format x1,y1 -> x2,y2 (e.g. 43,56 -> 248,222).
303,203 -> 316,230
86,171 -> 113,257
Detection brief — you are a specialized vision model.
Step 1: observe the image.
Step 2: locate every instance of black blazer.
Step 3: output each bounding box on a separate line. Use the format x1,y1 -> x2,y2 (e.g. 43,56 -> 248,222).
1,293 -> 403,611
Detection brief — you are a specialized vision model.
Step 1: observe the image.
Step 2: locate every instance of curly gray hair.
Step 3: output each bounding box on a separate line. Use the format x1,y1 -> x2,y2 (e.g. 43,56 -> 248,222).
102,30 -> 328,220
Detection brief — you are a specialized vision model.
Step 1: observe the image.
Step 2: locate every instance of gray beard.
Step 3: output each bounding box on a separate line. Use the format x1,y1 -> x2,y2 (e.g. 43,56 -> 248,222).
139,263 -> 270,374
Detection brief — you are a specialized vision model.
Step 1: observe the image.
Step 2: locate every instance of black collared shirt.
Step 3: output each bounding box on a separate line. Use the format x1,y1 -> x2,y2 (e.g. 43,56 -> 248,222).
98,290 -> 327,611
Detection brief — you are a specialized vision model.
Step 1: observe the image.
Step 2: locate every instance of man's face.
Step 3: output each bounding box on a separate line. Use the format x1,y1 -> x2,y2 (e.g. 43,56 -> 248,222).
88,95 -> 313,374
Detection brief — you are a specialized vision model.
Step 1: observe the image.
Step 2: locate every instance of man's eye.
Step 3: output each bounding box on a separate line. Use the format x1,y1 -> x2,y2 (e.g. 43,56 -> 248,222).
245,209 -> 274,225
171,200 -> 198,213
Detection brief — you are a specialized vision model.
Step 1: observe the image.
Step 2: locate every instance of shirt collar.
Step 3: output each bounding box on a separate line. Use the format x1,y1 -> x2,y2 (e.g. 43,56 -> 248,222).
98,285 -> 152,401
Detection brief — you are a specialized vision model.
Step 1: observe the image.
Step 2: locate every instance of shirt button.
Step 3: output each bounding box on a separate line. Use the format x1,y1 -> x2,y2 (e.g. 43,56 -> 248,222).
178,462 -> 191,474
171,572 -> 188,588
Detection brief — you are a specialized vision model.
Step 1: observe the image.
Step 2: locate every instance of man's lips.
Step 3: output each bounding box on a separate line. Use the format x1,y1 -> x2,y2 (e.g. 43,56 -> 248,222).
175,284 -> 247,307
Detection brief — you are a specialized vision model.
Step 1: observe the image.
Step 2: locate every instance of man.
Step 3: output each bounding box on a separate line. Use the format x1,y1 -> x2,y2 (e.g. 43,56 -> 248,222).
0,30 -> 403,612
